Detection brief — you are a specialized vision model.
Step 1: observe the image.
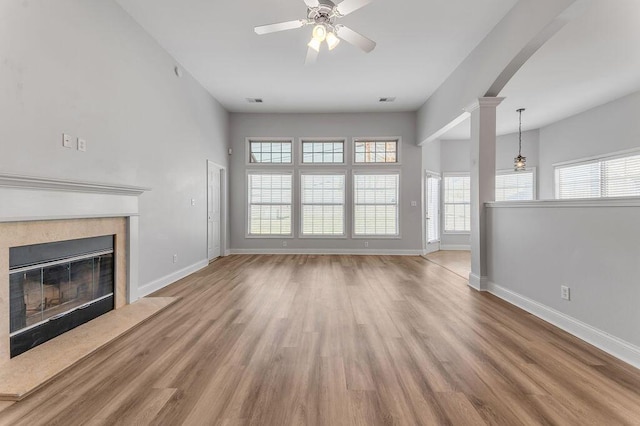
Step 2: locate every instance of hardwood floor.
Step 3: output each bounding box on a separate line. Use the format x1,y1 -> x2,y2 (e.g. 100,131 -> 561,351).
424,250 -> 471,279
2,254 -> 640,425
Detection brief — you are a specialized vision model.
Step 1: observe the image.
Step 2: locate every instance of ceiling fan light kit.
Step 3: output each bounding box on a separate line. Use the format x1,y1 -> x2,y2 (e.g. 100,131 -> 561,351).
254,0 -> 376,64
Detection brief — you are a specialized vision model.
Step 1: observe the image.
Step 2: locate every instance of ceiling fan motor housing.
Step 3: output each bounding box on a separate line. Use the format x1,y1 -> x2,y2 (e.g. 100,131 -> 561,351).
308,0 -> 337,25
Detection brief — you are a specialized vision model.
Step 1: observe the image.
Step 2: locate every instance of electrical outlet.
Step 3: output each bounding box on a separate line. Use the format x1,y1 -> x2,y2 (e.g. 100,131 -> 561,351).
561,285 -> 570,300
364,241 -> 369,248
282,241 -> 287,247
173,254 -> 178,263
77,138 -> 87,152
191,198 -> 196,206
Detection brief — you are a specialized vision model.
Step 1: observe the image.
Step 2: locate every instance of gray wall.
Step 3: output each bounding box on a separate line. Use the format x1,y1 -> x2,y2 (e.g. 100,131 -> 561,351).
538,91 -> 640,199
229,112 -> 423,253
0,0 -> 229,293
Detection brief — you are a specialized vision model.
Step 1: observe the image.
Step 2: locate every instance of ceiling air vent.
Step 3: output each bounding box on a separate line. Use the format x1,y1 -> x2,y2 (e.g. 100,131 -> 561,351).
246,98 -> 264,103
379,97 -> 396,103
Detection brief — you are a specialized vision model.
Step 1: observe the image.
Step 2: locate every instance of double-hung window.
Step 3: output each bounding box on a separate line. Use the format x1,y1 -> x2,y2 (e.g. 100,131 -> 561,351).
300,173 -> 345,237
247,173 -> 292,236
443,174 -> 470,233
353,172 -> 400,236
495,169 -> 535,201
555,151 -> 640,199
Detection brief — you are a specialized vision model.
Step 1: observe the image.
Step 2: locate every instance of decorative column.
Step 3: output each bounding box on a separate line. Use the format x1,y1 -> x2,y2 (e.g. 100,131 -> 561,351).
466,97 -> 504,291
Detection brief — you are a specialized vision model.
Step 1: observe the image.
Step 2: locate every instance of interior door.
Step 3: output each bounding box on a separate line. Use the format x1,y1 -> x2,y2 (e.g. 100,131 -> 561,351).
425,172 -> 441,254
208,161 -> 222,261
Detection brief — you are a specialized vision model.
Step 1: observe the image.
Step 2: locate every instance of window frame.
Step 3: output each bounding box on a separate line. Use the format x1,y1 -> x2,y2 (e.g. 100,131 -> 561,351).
351,169 -> 401,239
246,170 -> 294,239
245,137 -> 294,166
299,137 -> 347,166
298,170 -> 347,239
495,168 -> 537,202
352,137 -> 402,165
554,148 -> 640,200
442,172 -> 471,234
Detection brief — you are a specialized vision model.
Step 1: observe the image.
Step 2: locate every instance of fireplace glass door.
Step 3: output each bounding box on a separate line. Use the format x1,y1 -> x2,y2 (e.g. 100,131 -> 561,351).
9,236 -> 115,357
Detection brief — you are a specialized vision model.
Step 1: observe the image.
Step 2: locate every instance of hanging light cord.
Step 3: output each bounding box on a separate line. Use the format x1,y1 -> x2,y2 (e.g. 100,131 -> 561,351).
517,108 -> 524,156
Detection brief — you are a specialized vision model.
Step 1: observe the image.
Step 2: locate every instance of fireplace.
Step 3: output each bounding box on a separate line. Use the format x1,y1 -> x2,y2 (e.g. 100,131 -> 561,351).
9,236 -> 116,357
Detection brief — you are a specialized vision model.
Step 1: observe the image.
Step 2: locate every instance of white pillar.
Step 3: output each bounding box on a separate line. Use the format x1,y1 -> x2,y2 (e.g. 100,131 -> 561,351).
466,97 -> 504,291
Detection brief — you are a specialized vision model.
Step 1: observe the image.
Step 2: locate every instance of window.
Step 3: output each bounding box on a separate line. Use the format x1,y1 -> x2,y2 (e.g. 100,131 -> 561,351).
353,173 -> 399,236
300,174 -> 345,236
426,174 -> 440,243
247,173 -> 292,236
301,140 -> 344,164
443,174 -> 470,232
248,140 -> 292,164
495,170 -> 535,201
354,139 -> 398,164
555,151 -> 640,199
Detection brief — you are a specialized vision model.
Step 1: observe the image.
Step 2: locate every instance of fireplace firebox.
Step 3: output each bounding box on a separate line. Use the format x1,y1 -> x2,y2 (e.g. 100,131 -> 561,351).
9,236 -> 115,358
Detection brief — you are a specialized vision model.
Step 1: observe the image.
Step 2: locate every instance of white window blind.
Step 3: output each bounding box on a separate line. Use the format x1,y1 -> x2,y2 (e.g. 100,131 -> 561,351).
301,174 -> 345,236
426,175 -> 440,243
496,170 -> 535,201
353,174 -> 399,236
443,175 -> 470,232
555,152 -> 640,199
248,174 -> 292,236
302,141 -> 344,164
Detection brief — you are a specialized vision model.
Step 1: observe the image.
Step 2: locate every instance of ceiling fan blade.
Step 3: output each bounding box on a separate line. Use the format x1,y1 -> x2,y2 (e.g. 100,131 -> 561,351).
305,46 -> 319,65
254,20 -> 306,35
335,0 -> 372,16
335,25 -> 376,53
303,0 -> 320,7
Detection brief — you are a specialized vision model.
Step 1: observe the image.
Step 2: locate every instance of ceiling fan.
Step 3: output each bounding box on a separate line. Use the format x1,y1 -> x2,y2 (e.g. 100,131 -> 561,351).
254,0 -> 376,64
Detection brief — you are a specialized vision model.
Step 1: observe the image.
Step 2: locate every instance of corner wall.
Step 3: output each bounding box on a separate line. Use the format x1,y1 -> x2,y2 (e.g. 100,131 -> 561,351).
0,0 -> 229,297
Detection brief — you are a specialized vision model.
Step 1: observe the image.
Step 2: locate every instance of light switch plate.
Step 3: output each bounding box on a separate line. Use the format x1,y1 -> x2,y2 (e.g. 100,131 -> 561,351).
62,133 -> 72,148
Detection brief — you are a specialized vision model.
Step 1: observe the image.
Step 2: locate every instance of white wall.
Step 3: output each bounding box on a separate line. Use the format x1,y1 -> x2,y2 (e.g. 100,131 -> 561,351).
439,130 -> 540,248
538,91 -> 640,199
0,0 -> 229,295
229,112 -> 423,254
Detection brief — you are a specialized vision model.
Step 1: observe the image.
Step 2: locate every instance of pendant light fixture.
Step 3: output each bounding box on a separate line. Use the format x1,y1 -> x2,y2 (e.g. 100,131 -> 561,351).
514,108 -> 527,171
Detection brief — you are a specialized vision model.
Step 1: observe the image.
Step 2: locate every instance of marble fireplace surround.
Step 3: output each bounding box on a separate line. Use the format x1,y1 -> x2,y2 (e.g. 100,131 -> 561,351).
0,173 -> 178,400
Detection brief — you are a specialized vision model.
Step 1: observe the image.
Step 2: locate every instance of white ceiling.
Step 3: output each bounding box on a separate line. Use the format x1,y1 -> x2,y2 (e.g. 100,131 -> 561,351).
441,0 -> 640,140
115,0 -> 519,113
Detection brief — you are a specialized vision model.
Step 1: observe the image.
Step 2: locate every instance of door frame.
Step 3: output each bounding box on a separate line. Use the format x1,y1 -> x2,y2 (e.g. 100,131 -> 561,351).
424,170 -> 441,255
207,160 -> 227,260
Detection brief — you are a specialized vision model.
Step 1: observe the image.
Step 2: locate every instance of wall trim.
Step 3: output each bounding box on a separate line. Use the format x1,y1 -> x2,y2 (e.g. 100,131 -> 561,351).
229,249 -> 423,256
486,198 -> 640,209
468,273 -> 488,291
440,244 -> 471,251
0,173 -> 150,195
486,281 -> 640,370
138,259 -> 208,298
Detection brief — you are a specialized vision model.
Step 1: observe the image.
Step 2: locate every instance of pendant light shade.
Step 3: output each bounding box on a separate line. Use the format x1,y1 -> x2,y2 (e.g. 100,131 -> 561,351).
514,108 -> 527,171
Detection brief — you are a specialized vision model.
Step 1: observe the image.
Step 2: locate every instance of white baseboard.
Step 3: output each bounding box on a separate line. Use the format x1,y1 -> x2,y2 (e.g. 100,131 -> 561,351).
468,273 -> 488,291
137,259 -> 209,298
439,244 -> 471,251
228,248 -> 423,256
486,281 -> 640,370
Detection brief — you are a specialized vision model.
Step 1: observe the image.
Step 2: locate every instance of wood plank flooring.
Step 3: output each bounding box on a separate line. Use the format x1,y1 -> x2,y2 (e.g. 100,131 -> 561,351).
2,254 -> 640,425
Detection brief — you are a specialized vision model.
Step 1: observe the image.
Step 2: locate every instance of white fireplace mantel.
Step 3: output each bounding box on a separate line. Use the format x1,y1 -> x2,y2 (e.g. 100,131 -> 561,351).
0,172 -> 150,303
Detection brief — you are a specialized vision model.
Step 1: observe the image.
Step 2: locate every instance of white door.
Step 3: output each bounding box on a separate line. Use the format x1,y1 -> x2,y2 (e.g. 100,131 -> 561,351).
425,172 -> 441,254
208,161 -> 222,261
